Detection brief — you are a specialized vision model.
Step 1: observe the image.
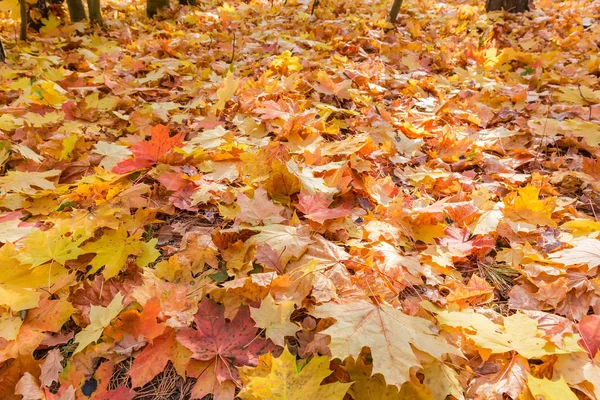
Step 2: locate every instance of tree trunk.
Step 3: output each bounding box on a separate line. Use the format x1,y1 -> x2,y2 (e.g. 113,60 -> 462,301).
67,0 -> 87,22
0,39 -> 6,62
389,0 -> 403,23
19,0 -> 27,41
146,0 -> 169,17
486,0 -> 529,12
87,0 -> 102,25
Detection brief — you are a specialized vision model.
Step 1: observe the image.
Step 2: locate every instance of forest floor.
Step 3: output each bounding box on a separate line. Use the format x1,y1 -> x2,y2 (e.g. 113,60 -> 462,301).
1,0 -> 600,398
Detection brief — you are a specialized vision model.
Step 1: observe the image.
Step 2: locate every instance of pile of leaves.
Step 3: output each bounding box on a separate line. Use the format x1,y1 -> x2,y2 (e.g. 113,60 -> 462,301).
1,0 -> 600,398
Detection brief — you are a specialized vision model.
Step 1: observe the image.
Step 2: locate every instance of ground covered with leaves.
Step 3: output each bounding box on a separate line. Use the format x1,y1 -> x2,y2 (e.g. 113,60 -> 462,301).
0,0 -> 600,398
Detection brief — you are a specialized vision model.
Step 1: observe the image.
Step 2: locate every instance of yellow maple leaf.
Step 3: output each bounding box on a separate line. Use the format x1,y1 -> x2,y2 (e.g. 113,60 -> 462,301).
0,313 -> 23,341
436,310 -> 584,359
73,293 -> 124,354
29,81 -> 67,107
553,353 -> 600,400
341,355 -> 402,400
250,295 -> 298,347
17,224 -> 88,267
212,72 -> 239,113
312,300 -> 462,388
0,114 -> 19,131
0,170 -> 61,194
81,227 -> 143,279
238,347 -> 351,400
270,51 -> 303,75
60,134 -> 78,161
503,185 -> 556,227
527,374 -> 578,400
560,219 -> 600,237
263,160 -> 301,206
422,360 -> 464,400
562,119 -> 600,147
554,86 -> 600,105
0,243 -> 68,311
0,0 -> 20,19
137,238 -> 160,268
92,141 -> 132,171
85,92 -> 119,111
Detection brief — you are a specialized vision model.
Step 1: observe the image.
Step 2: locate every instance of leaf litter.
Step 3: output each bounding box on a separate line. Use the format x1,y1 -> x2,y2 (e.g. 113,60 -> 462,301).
0,0 -> 600,398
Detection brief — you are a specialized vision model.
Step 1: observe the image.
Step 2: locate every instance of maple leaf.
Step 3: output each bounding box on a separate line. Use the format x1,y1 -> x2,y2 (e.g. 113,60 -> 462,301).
503,185 -> 556,227
0,218 -> 34,243
238,347 -> 351,400
16,224 -> 88,267
277,235 -> 352,303
236,188 -> 286,226
0,0 -> 19,17
93,142 -> 132,171
177,297 -> 278,383
467,355 -> 530,400
285,159 -> 338,195
93,386 -> 137,400
113,125 -> 183,174
0,243 -> 68,311
24,297 -> 74,334
212,72 -> 239,113
295,192 -> 352,224
250,295 -> 298,346
553,353 -> 600,400
0,314 -> 22,341
422,360 -> 464,400
436,310 -> 584,359
187,359 -> 237,399
255,244 -> 284,273
103,297 -> 165,343
182,125 -> 229,152
15,372 -> 44,400
128,327 -> 191,388
577,315 -> 600,358
527,374 -> 578,400
136,238 -> 160,268
340,354 -> 401,399
73,293 -> 125,354
263,160 -> 301,205
246,224 -> 312,267
0,170 -> 61,194
470,204 -> 503,235
39,348 -> 64,387
548,238 -> 600,269
312,300 -> 462,388
81,227 -> 143,279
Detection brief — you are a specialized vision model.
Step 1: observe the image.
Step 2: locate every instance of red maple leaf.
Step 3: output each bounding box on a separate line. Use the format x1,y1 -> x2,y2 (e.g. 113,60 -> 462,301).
128,327 -> 191,388
578,315 -> 600,358
176,297 -> 279,383
113,125 -> 183,174
296,192 -> 352,224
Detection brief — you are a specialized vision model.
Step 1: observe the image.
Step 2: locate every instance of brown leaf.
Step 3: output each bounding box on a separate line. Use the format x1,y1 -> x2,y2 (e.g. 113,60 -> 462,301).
39,348 -> 63,387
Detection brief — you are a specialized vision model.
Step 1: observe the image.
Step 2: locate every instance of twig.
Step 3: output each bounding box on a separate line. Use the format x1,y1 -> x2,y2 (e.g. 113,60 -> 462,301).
577,84 -> 594,120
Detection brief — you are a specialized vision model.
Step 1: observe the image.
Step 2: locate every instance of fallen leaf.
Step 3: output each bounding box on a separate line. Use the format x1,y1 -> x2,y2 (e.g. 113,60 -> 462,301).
177,297 -> 278,383
40,348 -> 64,387
73,292 -> 125,354
312,300 -> 462,388
527,374 -> 578,400
548,238 -> 600,269
238,347 -> 351,400
250,295 -> 298,347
